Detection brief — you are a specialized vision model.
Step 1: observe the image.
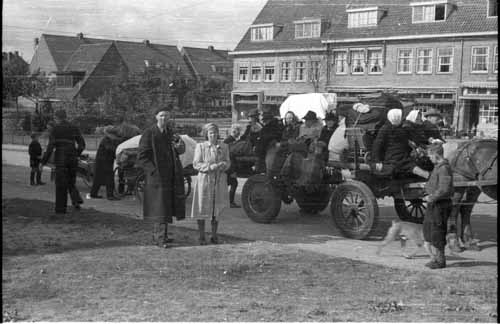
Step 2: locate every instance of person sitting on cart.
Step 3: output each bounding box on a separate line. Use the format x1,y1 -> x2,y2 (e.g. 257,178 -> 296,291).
87,126 -> 121,200
403,109 -> 434,171
372,108 -> 430,179
298,111 -> 323,149
254,111 -> 284,174
239,109 -> 262,149
423,108 -> 446,144
281,111 -> 301,144
318,111 -> 339,161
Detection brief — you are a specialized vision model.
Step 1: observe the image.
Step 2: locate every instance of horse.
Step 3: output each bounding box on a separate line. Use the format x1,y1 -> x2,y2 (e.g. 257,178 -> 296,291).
446,139 -> 497,250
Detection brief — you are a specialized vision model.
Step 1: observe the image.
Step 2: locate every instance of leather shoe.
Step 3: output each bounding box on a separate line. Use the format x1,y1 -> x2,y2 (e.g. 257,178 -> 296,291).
73,203 -> 81,210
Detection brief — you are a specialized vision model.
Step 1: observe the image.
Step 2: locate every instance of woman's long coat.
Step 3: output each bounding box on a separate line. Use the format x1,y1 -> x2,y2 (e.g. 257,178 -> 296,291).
372,122 -> 415,174
93,136 -> 119,186
191,141 -> 231,219
137,125 -> 186,224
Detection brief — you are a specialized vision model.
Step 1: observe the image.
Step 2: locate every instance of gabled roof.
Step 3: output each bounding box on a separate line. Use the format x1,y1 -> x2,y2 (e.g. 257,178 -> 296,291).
181,46 -> 232,81
233,0 -> 497,52
63,42 -> 113,73
40,33 -> 192,78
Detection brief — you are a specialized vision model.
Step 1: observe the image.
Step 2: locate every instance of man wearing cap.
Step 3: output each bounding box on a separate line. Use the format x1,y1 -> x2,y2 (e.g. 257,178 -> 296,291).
137,107 -> 186,248
240,109 -> 262,148
41,109 -> 86,214
254,111 -> 283,173
423,108 -> 445,144
298,111 -> 323,146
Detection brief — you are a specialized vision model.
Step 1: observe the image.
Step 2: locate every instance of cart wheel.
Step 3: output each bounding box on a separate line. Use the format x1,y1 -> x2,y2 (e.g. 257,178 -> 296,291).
242,174 -> 281,223
394,198 -> 426,224
135,173 -> 145,203
330,180 -> 378,240
295,186 -> 332,214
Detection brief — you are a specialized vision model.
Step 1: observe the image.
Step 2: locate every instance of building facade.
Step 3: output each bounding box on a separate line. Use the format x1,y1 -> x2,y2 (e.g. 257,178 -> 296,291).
231,0 -> 498,135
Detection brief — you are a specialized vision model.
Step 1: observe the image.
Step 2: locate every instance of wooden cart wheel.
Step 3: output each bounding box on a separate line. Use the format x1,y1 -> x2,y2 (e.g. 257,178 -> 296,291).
330,180 -> 378,240
242,174 -> 281,223
394,198 -> 426,224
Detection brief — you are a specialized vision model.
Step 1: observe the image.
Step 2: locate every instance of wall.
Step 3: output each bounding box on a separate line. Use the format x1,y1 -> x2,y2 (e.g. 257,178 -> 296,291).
29,36 -> 58,75
461,38 -> 498,83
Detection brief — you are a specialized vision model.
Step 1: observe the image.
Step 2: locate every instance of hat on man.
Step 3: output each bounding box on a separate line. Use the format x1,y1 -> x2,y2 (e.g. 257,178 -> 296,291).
154,106 -> 172,116
248,109 -> 260,118
424,108 -> 442,118
303,110 -> 318,121
54,109 -> 67,120
324,111 -> 338,121
261,111 -> 275,121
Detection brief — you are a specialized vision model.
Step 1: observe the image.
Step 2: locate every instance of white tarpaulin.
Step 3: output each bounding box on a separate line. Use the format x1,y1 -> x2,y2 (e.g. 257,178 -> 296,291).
115,134 -> 197,168
279,93 -> 333,120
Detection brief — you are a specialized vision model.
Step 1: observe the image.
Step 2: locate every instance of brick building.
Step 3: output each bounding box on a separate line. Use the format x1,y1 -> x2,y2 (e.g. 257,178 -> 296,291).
231,0 -> 498,135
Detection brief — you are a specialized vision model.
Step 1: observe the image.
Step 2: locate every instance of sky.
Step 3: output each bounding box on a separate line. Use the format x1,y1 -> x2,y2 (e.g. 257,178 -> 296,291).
2,0 -> 268,62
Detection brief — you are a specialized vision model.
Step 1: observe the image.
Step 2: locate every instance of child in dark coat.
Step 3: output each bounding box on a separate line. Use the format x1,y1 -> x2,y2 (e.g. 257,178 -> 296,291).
28,133 -> 45,185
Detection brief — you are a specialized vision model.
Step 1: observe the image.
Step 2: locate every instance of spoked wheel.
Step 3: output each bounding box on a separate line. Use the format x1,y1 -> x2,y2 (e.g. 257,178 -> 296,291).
330,180 -> 378,240
394,198 -> 426,224
242,174 -> 281,223
134,173 -> 145,203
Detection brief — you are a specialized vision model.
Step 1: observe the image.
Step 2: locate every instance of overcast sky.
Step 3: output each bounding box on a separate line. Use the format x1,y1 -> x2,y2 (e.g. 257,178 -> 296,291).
2,0 -> 268,62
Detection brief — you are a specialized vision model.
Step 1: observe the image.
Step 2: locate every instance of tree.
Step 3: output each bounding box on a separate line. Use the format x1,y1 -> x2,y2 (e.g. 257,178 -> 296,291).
2,55 -> 30,119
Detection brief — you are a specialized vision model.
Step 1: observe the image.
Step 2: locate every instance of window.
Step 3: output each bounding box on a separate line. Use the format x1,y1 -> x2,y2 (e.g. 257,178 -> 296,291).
56,74 -> 73,88
310,61 -> 320,81
412,3 -> 447,23
347,8 -> 378,28
251,25 -> 273,41
334,51 -> 348,74
437,47 -> 453,73
351,50 -> 365,74
416,48 -> 433,74
295,20 -> 321,38
367,49 -> 382,73
479,102 -> 498,125
238,64 -> 249,82
280,62 -> 291,81
397,49 -> 413,74
295,61 -> 306,81
264,64 -> 275,82
471,47 -> 489,73
488,0 -> 498,17
251,65 -> 262,82
495,46 -> 498,73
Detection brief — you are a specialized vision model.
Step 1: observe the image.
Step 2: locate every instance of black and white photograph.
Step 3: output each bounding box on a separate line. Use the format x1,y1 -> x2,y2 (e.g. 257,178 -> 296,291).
2,0 -> 498,322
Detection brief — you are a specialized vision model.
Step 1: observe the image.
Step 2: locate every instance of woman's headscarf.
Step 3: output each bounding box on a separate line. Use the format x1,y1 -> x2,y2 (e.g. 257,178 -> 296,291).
203,123 -> 219,140
405,110 -> 420,124
387,109 -> 403,126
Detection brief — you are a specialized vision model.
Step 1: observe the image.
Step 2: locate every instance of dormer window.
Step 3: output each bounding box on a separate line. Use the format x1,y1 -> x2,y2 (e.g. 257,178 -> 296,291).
411,1 -> 447,23
250,24 -> 275,41
294,19 -> 321,38
347,7 -> 379,28
488,0 -> 497,17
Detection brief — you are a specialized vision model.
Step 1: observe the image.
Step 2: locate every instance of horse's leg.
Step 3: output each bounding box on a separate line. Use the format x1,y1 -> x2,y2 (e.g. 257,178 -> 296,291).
448,189 -> 464,252
460,186 -> 481,250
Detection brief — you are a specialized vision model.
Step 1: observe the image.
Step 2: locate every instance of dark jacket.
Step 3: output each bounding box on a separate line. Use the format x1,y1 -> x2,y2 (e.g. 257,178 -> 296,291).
240,122 -> 262,148
402,121 -> 428,146
318,125 -> 338,146
255,118 -> 284,157
281,123 -> 300,142
423,120 -> 445,143
29,140 -> 43,159
41,120 -> 85,166
93,136 -> 119,186
224,135 -> 237,176
137,125 -> 186,223
425,159 -> 454,203
372,122 -> 412,165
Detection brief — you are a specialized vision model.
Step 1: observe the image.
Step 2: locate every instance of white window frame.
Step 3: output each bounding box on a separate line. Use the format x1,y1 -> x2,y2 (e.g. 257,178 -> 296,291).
494,46 -> 498,73
397,48 -> 413,74
250,24 -> 274,42
295,61 -> 307,82
294,19 -> 321,39
333,50 -> 348,75
347,7 -> 378,28
436,47 -> 454,74
479,102 -> 498,125
416,48 -> 433,74
238,63 -> 249,82
471,46 -> 489,73
488,0 -> 498,18
251,65 -> 262,82
280,61 -> 292,82
350,49 -> 365,74
309,60 -> 320,82
264,64 -> 275,82
411,1 -> 447,23
367,48 -> 383,74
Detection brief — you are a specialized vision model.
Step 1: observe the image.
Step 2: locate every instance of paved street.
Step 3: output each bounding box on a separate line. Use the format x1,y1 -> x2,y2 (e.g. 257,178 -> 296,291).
3,143 -> 497,274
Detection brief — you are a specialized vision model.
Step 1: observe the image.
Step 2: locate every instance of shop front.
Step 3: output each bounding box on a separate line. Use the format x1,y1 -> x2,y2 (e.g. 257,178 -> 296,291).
457,82 -> 498,138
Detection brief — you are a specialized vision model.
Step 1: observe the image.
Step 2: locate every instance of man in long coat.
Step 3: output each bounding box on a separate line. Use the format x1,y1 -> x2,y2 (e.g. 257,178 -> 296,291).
137,108 -> 186,248
41,109 -> 85,214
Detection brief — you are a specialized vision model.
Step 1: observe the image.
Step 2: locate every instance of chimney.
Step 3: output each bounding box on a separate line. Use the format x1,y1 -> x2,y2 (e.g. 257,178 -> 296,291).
34,37 -> 39,48
15,51 -> 19,57
77,32 -> 84,40
143,39 -> 150,46
208,45 -> 214,52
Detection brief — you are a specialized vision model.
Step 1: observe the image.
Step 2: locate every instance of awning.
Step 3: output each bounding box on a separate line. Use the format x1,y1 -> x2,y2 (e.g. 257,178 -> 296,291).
461,82 -> 498,89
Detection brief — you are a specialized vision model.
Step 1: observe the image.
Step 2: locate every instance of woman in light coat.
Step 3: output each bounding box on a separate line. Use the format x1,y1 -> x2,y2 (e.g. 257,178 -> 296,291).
191,123 -> 231,245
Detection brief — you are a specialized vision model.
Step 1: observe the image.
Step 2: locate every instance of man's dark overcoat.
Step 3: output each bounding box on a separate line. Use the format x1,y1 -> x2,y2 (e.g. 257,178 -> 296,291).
372,122 -> 415,175
93,136 -> 119,187
137,125 -> 186,224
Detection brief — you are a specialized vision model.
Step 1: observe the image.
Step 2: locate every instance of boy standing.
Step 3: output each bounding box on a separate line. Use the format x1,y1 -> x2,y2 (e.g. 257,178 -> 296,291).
424,143 -> 454,269
29,133 -> 45,185
224,125 -> 241,208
